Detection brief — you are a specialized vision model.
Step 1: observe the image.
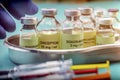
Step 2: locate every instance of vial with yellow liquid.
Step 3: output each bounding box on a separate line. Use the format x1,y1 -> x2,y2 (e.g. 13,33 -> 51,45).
20,16 -> 38,48
96,18 -> 115,45
79,7 -> 96,48
37,8 -> 60,49
61,9 -> 83,49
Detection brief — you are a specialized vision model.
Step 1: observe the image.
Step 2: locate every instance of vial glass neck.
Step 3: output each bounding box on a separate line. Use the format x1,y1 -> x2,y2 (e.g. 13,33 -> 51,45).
81,14 -> 91,17
109,12 -> 118,17
43,15 -> 55,18
95,15 -> 103,18
80,14 -> 95,24
80,14 -> 93,22
99,24 -> 113,29
39,15 -> 60,26
66,16 -> 79,21
22,25 -> 36,30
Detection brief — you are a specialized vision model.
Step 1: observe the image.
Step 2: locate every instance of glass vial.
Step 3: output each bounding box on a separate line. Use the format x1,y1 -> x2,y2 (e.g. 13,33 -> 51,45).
20,16 -> 38,48
108,9 -> 120,41
96,18 -> 115,45
61,9 -> 83,49
94,9 -> 104,28
108,9 -> 120,29
37,8 -> 60,49
108,8 -> 119,20
79,7 -> 96,48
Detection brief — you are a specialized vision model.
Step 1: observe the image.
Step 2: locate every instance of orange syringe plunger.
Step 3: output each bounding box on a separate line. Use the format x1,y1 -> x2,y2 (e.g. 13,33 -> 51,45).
72,71 -> 111,80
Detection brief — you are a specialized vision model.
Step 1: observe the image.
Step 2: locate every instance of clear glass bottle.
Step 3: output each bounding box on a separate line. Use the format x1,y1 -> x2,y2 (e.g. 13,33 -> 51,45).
94,9 -> 104,28
20,16 -> 38,48
108,9 -> 120,29
37,8 -> 60,49
96,18 -> 115,45
61,9 -> 83,49
108,8 -> 119,22
79,7 -> 96,48
108,9 -> 120,41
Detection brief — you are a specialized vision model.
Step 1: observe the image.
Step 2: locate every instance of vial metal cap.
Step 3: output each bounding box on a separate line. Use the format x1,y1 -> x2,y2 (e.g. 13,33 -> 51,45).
64,9 -> 80,16
21,16 -> 37,25
108,8 -> 119,12
95,10 -> 104,17
79,7 -> 93,15
41,8 -> 57,16
99,18 -> 113,25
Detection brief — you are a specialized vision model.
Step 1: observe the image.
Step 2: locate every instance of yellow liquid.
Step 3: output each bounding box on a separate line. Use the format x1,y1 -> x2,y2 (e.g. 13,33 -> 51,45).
38,31 -> 60,49
96,32 -> 115,45
84,30 -> 96,48
61,29 -> 83,49
20,33 -> 38,48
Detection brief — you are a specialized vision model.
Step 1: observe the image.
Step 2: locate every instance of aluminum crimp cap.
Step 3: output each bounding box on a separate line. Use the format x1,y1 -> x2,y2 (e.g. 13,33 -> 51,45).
41,8 -> 57,16
64,9 -> 80,17
95,10 -> 104,17
99,18 -> 113,25
21,16 -> 37,25
78,7 -> 93,15
108,8 -> 119,12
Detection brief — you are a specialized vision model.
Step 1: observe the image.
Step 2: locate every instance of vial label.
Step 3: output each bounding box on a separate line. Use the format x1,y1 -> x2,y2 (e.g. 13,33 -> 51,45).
84,30 -> 96,48
96,32 -> 115,45
20,33 -> 38,48
38,31 -> 60,49
61,29 -> 83,49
